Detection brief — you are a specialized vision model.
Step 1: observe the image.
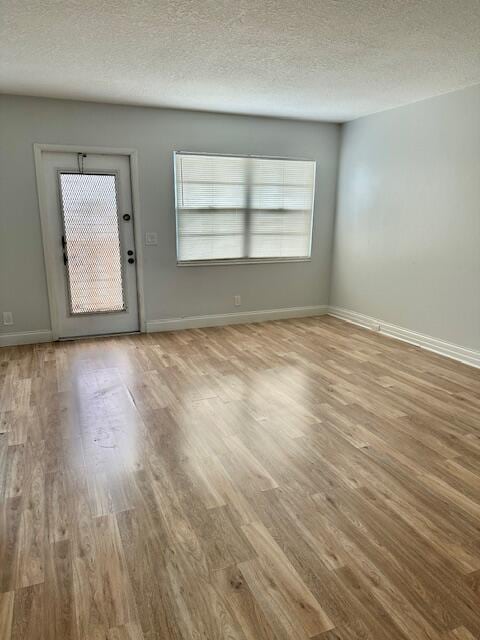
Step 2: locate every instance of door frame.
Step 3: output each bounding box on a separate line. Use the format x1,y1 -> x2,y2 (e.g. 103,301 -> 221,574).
33,143 -> 146,340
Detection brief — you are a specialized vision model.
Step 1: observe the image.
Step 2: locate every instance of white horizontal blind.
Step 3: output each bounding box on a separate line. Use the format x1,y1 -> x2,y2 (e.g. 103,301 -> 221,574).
175,153 -> 315,262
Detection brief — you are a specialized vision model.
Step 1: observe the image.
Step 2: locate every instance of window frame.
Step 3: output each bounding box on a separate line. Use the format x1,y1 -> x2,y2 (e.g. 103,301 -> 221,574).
173,151 -> 316,266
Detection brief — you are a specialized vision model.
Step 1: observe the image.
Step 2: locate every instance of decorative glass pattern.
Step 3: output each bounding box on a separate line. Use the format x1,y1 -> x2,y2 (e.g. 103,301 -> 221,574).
59,173 -> 126,314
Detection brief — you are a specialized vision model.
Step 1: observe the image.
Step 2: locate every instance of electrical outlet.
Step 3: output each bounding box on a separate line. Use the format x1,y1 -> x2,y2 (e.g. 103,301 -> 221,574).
234,295 -> 241,306
3,311 -> 13,326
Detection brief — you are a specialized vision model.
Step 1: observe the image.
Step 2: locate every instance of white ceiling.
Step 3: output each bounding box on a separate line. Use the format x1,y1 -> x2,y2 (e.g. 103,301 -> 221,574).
1,1 -> 480,122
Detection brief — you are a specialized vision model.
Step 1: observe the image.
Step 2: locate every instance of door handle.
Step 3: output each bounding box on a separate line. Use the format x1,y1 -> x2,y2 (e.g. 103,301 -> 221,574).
128,258 -> 135,264
61,236 -> 68,265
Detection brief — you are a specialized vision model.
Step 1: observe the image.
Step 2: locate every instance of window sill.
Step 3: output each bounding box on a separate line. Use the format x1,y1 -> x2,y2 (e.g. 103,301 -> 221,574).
176,257 -> 312,267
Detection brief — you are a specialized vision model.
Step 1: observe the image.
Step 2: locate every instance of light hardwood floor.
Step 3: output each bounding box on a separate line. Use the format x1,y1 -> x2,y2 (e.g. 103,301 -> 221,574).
1,316 -> 480,640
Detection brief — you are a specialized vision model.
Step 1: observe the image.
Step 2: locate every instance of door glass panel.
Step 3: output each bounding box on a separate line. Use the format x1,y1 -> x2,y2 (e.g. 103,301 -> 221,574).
59,173 -> 126,314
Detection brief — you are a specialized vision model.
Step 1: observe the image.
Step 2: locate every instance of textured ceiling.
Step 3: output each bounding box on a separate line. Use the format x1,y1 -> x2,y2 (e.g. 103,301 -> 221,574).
1,0 -> 480,121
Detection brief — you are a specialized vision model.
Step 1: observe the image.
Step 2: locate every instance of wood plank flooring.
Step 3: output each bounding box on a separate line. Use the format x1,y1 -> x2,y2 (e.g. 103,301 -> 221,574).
1,315 -> 480,639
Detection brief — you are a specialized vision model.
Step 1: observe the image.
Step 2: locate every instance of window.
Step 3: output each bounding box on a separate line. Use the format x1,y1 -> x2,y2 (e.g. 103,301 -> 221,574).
174,152 -> 316,264
59,173 -> 126,314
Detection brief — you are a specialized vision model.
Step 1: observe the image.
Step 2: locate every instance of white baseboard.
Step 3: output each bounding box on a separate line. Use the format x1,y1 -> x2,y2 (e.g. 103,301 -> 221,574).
146,305 -> 328,333
0,330 -> 54,347
328,306 -> 480,369
5,307 -> 477,371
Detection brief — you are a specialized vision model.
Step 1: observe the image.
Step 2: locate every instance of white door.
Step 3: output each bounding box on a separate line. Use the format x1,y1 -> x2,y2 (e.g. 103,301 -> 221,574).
42,151 -> 139,338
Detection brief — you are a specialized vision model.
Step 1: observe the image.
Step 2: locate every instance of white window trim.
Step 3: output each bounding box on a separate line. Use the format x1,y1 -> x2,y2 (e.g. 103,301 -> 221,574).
177,256 -> 312,267
174,151 -> 316,266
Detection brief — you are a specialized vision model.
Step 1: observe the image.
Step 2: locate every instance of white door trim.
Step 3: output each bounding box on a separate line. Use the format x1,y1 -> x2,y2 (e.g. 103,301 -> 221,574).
33,143 -> 146,340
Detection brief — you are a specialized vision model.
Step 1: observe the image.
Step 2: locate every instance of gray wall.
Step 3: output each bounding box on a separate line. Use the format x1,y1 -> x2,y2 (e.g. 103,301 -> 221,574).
330,84 -> 480,351
0,95 -> 340,335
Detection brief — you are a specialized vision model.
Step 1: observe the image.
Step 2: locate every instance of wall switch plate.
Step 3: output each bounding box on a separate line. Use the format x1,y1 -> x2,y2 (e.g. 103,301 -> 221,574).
3,311 -> 13,325
234,295 -> 241,306
145,232 -> 158,246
